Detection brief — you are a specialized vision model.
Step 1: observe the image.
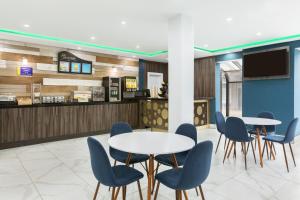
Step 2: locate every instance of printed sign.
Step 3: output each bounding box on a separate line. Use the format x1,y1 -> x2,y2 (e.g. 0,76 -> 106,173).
17,67 -> 33,76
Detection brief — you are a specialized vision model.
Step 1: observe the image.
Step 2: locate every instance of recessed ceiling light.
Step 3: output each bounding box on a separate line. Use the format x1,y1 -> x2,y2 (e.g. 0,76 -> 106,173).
23,24 -> 30,28
121,21 -> 127,25
90,36 -> 96,40
204,44 -> 208,48
136,45 -> 140,49
256,32 -> 262,36
226,17 -> 233,22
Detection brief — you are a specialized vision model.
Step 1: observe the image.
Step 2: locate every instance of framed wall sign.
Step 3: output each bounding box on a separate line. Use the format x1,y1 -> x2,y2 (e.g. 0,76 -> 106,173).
81,63 -> 92,74
57,51 -> 92,75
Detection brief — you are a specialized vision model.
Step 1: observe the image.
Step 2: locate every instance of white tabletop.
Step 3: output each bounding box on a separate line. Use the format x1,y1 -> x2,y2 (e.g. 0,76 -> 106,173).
108,131 -> 195,155
240,117 -> 281,126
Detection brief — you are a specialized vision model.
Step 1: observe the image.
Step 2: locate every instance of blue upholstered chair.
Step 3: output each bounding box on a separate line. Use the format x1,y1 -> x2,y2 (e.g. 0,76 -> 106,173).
87,137 -> 144,200
263,118 -> 298,172
154,141 -> 213,200
248,112 -> 276,159
215,112 -> 227,154
249,111 -> 276,135
155,123 -> 197,167
224,117 -> 256,170
109,122 -> 149,166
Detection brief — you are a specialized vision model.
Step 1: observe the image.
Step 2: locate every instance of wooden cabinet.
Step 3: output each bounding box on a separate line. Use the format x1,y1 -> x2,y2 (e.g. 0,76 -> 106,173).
0,102 -> 139,149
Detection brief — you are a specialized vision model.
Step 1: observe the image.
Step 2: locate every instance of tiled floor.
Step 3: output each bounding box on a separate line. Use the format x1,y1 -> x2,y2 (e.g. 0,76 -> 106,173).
0,128 -> 299,200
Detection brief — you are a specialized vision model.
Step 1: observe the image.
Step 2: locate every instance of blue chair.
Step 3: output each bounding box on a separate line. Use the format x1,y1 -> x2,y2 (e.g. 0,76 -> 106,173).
263,118 -> 298,172
154,141 -> 213,200
109,122 -> 149,166
155,123 -> 197,167
248,111 -> 276,158
87,137 -> 144,200
224,117 -> 256,170
153,123 -> 198,195
249,111 -> 276,135
215,112 -> 227,154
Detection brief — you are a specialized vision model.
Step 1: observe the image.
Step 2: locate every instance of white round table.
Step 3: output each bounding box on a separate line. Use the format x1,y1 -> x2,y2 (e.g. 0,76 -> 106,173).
240,117 -> 281,126
240,117 -> 281,167
108,131 -> 195,200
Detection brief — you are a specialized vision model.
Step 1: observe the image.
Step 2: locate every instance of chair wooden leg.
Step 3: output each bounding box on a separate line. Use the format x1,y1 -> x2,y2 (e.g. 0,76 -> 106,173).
282,144 -> 290,172
243,142 -> 247,170
223,140 -> 231,163
250,141 -> 257,164
154,181 -> 160,200
195,187 -> 199,196
289,143 -> 296,167
199,185 -> 205,200
145,161 -> 149,173
233,142 -> 237,159
111,187 -> 115,200
272,143 -> 277,155
227,141 -> 235,159
215,134 -> 222,154
254,137 -> 257,150
246,142 -> 250,153
262,141 -> 267,159
224,138 -> 228,150
122,186 -> 125,200
266,141 -> 270,160
137,180 -> 143,200
109,161 -> 117,191
183,191 -> 189,200
93,182 -> 100,200
114,187 -> 121,200
152,162 -> 160,194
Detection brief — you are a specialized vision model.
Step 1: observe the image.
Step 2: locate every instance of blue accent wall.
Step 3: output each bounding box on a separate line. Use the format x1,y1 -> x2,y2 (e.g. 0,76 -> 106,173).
214,41 -> 300,134
294,50 -> 300,134
242,41 -> 300,134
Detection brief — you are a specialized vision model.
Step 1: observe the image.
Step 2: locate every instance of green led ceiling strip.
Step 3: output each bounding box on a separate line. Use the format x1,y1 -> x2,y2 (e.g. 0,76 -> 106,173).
1,28 -> 300,56
195,34 -> 300,53
0,28 -> 167,57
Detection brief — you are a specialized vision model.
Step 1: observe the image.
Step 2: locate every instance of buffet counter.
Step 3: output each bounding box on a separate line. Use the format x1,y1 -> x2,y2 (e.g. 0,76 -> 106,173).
0,98 -> 211,149
0,101 -> 139,149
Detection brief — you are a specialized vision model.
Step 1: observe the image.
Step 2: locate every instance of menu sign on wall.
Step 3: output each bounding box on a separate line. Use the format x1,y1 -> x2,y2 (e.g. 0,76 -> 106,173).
58,51 -> 92,74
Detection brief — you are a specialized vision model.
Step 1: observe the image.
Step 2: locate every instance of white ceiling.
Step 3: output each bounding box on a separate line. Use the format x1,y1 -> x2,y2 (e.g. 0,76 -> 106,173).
0,0 -> 300,62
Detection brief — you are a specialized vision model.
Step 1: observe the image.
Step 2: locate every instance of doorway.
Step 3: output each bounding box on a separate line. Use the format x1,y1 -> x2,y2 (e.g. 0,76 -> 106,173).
147,72 -> 163,97
219,59 -> 243,117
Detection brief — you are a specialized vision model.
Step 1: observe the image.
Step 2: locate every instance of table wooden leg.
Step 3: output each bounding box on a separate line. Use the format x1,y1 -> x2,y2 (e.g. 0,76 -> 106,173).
256,128 -> 263,168
171,154 -> 179,168
148,154 -> 154,200
126,153 -> 132,166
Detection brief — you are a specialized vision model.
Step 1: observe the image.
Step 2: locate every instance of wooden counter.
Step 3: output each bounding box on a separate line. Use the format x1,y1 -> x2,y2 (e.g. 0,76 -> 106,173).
0,101 -> 139,149
139,98 -> 210,130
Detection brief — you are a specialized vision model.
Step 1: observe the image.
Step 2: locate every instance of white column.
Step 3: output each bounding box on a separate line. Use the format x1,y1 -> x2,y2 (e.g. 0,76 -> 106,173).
168,14 -> 194,132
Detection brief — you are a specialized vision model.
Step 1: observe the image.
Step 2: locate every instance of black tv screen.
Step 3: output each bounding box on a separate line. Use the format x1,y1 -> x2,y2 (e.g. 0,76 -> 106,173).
243,48 -> 289,80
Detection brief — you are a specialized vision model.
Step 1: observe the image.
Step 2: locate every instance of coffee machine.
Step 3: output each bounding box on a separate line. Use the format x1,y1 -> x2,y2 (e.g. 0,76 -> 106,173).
102,77 -> 121,102
121,76 -> 137,99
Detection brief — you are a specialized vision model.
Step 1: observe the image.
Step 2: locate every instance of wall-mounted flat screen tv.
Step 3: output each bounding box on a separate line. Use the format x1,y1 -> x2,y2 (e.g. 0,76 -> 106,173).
243,47 -> 290,80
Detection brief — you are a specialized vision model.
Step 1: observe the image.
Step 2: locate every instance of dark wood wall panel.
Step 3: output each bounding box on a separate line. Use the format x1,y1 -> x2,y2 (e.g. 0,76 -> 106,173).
141,57 -> 215,98
142,60 -> 168,89
0,102 -> 139,149
194,57 -> 216,99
